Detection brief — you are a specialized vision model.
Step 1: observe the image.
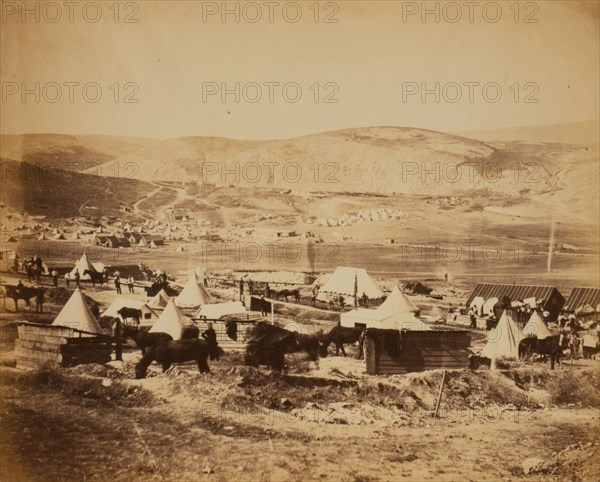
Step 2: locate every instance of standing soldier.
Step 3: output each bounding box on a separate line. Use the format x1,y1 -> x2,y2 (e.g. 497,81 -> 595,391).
127,275 -> 135,294
115,275 -> 122,294
64,272 -> 70,288
74,269 -> 81,288
239,278 -> 244,302
35,289 -> 45,313
469,308 -> 477,329
51,269 -> 59,287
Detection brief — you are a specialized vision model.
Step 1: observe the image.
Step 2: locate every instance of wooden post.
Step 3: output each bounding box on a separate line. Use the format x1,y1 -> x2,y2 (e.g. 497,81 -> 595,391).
271,302 -> 275,324
433,370 -> 447,419
114,318 -> 123,361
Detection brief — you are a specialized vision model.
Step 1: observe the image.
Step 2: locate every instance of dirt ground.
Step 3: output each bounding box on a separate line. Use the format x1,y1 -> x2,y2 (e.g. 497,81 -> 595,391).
1,274 -> 599,481
1,352 -> 599,482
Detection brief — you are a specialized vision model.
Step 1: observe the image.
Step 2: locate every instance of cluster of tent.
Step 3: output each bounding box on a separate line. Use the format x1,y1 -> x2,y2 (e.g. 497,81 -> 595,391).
479,309 -> 553,361
51,270 -> 248,340
340,286 -> 429,331
318,267 -> 429,331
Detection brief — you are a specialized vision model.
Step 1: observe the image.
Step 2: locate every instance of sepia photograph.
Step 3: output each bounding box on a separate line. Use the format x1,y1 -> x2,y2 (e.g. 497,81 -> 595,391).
0,1 -> 599,480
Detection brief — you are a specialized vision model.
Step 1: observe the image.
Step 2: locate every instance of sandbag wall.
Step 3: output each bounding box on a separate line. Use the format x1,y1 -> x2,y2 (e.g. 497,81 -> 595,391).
16,322 -> 112,369
365,328 -> 471,375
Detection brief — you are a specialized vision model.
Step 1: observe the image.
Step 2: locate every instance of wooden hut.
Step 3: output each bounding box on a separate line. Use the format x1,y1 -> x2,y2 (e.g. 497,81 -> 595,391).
16,322 -> 112,369
364,328 -> 471,375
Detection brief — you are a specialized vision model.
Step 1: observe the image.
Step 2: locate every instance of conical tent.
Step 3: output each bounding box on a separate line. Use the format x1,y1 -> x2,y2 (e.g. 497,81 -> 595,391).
52,289 -> 104,334
175,273 -> 214,307
318,267 -> 384,302
480,310 -> 524,360
523,311 -> 553,339
148,300 -> 188,340
69,253 -> 95,280
148,289 -> 170,308
378,286 -> 418,313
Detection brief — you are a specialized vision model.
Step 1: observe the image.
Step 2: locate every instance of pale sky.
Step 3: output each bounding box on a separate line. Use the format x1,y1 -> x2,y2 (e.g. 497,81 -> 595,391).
1,0 -> 599,140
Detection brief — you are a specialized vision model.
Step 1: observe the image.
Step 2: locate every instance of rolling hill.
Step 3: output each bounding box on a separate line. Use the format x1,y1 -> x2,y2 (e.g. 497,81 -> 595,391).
0,161 -> 153,218
90,126 -> 562,197
0,134 -> 159,171
1,125 -> 598,221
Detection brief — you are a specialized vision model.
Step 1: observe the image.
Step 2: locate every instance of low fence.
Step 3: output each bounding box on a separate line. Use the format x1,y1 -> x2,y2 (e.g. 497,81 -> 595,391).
365,328 -> 471,375
16,322 -> 113,369
193,318 -> 259,344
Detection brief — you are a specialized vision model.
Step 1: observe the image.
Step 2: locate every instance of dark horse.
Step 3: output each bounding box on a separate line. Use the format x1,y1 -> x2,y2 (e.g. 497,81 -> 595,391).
4,285 -> 43,311
83,269 -> 105,287
519,335 -> 565,370
135,338 -> 211,379
244,322 -> 317,371
122,324 -> 200,355
121,325 -> 173,355
117,307 -> 142,325
272,289 -> 300,303
143,281 -> 179,298
319,325 -> 365,358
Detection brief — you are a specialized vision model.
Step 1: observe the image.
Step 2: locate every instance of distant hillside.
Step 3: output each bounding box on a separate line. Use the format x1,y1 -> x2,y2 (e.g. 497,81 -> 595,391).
0,134 -> 159,170
453,120 -> 600,145
0,161 -> 153,218
2,125 -> 597,220
92,126 -> 560,196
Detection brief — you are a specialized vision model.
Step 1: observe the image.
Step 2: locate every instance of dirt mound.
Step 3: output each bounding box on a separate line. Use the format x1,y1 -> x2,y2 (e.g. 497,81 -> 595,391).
521,441 -> 599,478
402,281 -> 433,295
46,287 -> 72,304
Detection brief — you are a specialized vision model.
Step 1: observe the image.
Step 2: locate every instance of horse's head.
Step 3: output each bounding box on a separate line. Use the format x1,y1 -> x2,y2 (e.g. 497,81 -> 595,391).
318,340 -> 329,358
